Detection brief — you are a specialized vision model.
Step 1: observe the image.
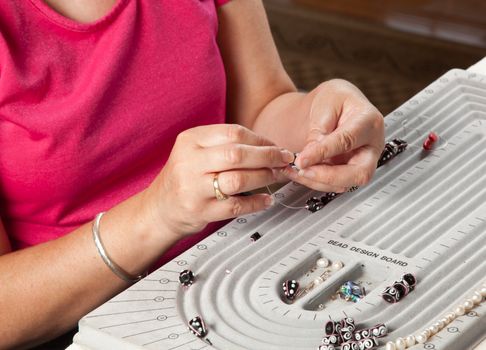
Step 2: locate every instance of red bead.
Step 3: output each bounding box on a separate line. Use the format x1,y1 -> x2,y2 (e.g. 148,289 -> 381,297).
428,132 -> 438,142
423,132 -> 438,150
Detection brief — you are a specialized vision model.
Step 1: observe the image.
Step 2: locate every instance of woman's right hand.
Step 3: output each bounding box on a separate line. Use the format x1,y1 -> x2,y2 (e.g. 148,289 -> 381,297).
142,124 -> 294,237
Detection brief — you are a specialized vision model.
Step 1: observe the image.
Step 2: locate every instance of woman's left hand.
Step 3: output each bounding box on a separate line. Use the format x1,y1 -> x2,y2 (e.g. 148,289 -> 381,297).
282,79 -> 385,193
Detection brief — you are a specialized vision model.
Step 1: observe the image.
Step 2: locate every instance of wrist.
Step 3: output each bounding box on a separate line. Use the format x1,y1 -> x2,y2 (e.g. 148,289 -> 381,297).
136,188 -> 183,247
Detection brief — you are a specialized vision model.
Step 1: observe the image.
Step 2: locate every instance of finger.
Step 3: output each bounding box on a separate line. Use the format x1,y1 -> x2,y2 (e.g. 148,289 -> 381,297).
204,194 -> 274,222
272,168 -> 290,183
202,144 -> 294,173
281,167 -> 348,193
210,169 -> 277,197
182,124 -> 275,148
297,162 -> 375,188
297,124 -> 369,169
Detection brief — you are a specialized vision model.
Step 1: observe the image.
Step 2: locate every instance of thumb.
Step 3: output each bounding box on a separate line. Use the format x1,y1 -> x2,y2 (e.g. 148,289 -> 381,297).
297,126 -> 359,169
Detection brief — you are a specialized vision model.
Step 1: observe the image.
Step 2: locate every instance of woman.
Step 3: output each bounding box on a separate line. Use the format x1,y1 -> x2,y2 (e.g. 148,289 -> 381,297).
0,0 -> 384,348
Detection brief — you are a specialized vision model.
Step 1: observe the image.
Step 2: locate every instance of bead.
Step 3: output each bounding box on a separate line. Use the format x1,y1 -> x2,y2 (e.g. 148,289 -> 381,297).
405,335 -> 416,347
371,323 -> 388,338
416,333 -> 427,344
306,197 -> 324,212
463,299 -> 474,311
472,292 -> 482,304
317,258 -> 329,268
395,337 -> 406,350
332,261 -> 344,271
341,341 -> 360,350
250,232 -> 262,242
188,316 -> 207,338
354,323 -> 387,341
338,281 -> 365,302
340,329 -> 353,343
382,286 -> 401,303
423,132 -> 438,150
325,321 -> 340,336
438,319 -> 447,329
385,341 -> 396,350
353,328 -> 371,341
289,152 -> 298,170
422,329 -> 431,338
179,270 -> 195,287
282,280 -> 299,301
393,281 -> 409,298
314,277 -> 324,286
402,273 -> 417,289
359,338 -> 378,349
321,334 -> 341,346
318,346 -> 335,350
446,312 -> 456,323
378,139 -> 408,167
340,318 -> 356,332
321,193 -> 338,206
481,286 -> 486,297
454,305 -> 465,316
428,325 -> 438,335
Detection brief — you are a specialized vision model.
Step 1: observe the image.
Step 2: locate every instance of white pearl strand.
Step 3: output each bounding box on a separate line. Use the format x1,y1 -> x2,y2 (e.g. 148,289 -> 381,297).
385,283 -> 486,350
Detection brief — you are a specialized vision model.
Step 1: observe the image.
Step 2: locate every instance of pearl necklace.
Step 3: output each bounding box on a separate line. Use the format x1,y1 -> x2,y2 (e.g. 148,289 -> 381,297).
385,282 -> 486,350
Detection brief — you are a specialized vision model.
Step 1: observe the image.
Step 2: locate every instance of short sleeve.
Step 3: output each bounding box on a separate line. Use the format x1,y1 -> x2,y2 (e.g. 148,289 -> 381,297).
215,0 -> 231,6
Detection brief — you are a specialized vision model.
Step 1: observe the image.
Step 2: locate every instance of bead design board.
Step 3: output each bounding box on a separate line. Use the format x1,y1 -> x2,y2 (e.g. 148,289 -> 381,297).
74,69 -> 486,350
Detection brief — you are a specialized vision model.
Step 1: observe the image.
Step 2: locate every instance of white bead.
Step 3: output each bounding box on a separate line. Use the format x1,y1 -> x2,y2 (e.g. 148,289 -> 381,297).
395,337 -> 406,350
427,325 -> 437,335
438,319 -> 447,328
422,329 -> 431,338
316,258 -> 329,268
446,312 -> 456,322
433,322 -> 442,331
314,277 -> 324,286
416,334 -> 427,344
385,341 -> 396,350
463,299 -> 474,311
480,286 -> 486,297
331,261 -> 344,271
471,292 -> 482,305
405,335 -> 416,347
455,305 -> 465,316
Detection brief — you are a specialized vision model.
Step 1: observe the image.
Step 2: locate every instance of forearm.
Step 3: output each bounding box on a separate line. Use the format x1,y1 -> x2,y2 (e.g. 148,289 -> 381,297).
0,190 -> 179,349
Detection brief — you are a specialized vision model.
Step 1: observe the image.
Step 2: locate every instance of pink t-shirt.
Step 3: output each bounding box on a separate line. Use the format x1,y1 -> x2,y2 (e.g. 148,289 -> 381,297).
0,0 -> 231,263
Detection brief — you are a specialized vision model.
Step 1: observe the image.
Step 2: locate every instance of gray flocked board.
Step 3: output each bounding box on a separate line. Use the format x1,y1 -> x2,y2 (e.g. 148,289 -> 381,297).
74,69 -> 486,350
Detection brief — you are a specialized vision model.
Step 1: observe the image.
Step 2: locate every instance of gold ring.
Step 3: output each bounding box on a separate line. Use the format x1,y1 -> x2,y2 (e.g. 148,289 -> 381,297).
213,173 -> 229,201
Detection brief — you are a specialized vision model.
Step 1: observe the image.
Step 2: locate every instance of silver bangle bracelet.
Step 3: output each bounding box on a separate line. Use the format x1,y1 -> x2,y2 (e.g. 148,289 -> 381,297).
92,212 -> 147,284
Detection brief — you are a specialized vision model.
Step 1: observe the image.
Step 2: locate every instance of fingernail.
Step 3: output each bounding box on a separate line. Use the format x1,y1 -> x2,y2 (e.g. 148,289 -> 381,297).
264,195 -> 275,207
281,150 -> 295,163
299,169 -> 315,178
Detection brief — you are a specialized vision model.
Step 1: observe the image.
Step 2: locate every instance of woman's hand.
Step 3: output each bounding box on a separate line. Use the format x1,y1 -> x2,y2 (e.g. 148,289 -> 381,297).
143,124 -> 294,236
283,79 -> 385,193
